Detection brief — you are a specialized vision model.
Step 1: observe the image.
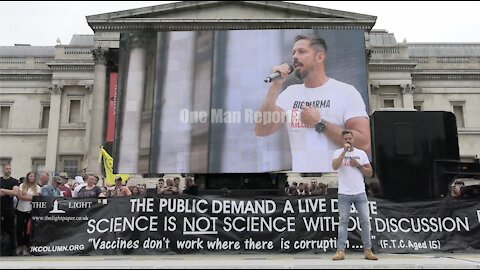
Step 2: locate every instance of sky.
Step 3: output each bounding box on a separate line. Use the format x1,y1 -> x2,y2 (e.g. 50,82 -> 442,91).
0,1 -> 479,46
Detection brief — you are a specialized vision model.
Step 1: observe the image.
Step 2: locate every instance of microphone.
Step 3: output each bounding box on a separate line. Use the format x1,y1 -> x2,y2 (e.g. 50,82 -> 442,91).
264,64 -> 294,83
344,143 -> 352,151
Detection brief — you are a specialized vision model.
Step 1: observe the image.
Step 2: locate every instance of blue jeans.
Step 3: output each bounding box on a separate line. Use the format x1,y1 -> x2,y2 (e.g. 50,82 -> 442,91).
337,192 -> 372,250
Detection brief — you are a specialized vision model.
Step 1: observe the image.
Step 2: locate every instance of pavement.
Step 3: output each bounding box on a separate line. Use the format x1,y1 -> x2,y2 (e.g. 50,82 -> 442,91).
1,252 -> 480,269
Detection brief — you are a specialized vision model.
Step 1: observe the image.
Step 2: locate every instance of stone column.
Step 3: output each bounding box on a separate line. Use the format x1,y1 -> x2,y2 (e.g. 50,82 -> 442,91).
370,84 -> 380,112
401,84 -> 414,109
86,47 -> 108,175
83,83 -> 94,172
45,84 -> 63,173
117,33 -> 149,173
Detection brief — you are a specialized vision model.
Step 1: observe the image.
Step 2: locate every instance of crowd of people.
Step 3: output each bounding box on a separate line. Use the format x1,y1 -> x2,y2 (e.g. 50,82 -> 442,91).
0,164 -> 198,256
284,179 -> 328,196
156,177 -> 198,196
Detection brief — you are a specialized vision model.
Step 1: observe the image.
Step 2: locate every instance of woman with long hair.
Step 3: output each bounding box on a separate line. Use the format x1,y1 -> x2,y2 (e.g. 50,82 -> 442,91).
15,171 -> 41,255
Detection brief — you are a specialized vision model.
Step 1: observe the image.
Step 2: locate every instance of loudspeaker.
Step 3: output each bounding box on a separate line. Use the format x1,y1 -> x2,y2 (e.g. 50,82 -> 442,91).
371,111 -> 460,201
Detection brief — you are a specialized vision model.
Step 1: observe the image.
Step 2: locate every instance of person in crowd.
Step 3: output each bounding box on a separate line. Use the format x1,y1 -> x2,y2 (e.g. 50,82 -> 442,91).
331,130 -> 377,261
38,172 -> 49,187
162,179 -> 179,195
297,182 -> 307,195
109,176 -> 132,197
368,182 -> 380,197
137,184 -> 147,195
174,177 -> 183,194
99,186 -> 109,198
304,183 -> 311,195
77,174 -> 102,198
309,179 -> 318,194
15,172 -> 41,256
284,181 -> 290,195
71,182 -> 78,192
317,183 -> 328,195
129,185 -> 140,196
156,178 -> 166,194
182,178 -> 199,195
40,176 -> 63,197
59,172 -> 69,185
452,180 -> 465,198
0,164 -> 19,256
287,185 -> 298,196
72,176 -> 86,198
58,172 -> 72,198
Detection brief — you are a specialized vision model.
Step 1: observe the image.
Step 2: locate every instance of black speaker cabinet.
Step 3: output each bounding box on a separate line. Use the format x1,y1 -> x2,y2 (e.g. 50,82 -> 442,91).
371,111 -> 460,201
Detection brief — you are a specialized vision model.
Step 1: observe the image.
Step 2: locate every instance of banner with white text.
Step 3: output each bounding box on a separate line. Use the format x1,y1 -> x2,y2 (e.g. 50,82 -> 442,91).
30,195 -> 480,255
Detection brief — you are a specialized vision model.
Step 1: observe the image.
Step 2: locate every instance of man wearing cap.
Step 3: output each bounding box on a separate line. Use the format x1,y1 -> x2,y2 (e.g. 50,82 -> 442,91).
40,176 -> 63,197
58,172 -> 72,197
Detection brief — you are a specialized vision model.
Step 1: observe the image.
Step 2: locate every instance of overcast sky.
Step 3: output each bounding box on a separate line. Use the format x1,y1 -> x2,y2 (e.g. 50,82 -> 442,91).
1,1 -> 479,46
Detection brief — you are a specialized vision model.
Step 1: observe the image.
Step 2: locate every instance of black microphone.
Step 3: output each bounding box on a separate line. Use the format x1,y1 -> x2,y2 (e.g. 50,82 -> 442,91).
264,64 -> 294,83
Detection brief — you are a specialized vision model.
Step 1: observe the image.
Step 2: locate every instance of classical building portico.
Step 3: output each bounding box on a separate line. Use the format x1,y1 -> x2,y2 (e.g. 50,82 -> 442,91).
0,1 -> 478,181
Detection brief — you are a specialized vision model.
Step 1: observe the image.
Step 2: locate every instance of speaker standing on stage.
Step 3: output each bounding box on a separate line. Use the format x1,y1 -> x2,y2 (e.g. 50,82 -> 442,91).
331,130 -> 378,261
255,34 -> 370,172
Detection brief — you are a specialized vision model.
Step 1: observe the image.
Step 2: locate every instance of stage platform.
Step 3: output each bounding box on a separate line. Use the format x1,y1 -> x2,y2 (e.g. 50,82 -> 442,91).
1,253 -> 480,269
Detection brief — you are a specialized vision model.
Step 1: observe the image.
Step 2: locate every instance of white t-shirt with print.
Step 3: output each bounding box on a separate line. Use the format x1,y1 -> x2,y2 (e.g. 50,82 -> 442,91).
276,78 -> 368,172
332,147 -> 370,195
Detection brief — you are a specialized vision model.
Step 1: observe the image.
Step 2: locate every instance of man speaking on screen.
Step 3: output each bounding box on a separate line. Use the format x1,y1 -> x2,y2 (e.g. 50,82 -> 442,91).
255,34 -> 370,172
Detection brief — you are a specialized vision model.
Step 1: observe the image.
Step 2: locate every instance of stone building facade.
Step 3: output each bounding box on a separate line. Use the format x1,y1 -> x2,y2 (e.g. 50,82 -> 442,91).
0,35 -> 94,177
0,1 -> 478,179
368,29 -> 480,161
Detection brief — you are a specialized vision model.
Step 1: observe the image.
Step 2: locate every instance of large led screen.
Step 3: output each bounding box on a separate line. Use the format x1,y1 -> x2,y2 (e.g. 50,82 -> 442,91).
114,29 -> 369,174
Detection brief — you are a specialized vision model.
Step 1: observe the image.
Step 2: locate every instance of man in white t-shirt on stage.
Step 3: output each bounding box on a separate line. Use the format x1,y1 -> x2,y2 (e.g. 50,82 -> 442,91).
331,130 -> 377,261
255,34 -> 370,172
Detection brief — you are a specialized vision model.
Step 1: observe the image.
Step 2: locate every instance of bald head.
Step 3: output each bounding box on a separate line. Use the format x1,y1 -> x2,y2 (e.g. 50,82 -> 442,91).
39,172 -> 49,186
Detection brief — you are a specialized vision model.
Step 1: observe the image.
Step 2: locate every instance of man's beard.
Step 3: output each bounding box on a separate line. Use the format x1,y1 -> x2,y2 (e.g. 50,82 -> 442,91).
294,69 -> 307,80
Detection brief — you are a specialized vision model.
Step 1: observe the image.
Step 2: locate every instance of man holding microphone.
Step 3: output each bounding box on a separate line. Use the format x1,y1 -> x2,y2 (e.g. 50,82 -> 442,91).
255,34 -> 371,173
331,129 -> 378,261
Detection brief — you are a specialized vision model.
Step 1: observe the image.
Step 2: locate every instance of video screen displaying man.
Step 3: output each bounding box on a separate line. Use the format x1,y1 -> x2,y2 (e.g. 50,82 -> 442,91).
255,34 -> 370,172
115,29 -> 369,174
